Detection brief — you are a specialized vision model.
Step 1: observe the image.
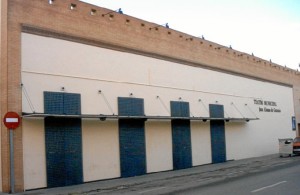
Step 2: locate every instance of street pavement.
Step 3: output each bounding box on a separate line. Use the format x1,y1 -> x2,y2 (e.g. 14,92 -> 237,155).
177,158 -> 300,194
4,154 -> 300,195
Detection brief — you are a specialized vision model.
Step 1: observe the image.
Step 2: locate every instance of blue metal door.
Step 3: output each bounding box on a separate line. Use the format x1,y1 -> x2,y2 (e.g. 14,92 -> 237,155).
171,101 -> 192,170
44,92 -> 83,187
119,119 -> 146,177
45,118 -> 65,187
118,97 -> 146,177
209,104 -> 226,164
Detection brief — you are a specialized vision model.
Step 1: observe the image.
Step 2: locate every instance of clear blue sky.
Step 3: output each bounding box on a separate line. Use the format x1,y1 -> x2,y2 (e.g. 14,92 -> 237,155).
81,0 -> 300,70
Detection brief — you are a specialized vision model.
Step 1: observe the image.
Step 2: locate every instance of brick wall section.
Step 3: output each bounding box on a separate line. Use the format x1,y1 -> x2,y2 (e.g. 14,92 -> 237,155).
11,0 -> 300,85
7,17 -> 24,193
1,0 -> 300,192
1,0 -> 9,192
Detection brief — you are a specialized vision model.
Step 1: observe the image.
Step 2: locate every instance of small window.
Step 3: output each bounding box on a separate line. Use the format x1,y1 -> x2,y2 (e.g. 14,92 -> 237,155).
91,9 -> 96,15
70,3 -> 77,10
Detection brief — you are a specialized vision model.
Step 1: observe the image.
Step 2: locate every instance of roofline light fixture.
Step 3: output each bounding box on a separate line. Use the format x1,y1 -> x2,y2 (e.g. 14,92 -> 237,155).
102,8 -> 123,16
149,23 -> 169,30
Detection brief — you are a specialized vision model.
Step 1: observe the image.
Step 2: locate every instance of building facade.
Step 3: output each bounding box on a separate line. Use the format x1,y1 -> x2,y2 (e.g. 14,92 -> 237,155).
1,0 -> 300,192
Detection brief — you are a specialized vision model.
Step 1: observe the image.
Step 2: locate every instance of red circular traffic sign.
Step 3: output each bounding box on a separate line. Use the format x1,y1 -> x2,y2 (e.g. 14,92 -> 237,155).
3,112 -> 21,129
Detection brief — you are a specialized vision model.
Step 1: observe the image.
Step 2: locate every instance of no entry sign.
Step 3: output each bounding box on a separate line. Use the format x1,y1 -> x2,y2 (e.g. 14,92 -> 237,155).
3,112 -> 21,193
3,112 -> 21,129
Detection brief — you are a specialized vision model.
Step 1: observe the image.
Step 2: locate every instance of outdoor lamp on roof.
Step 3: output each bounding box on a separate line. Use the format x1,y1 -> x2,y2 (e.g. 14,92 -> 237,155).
102,8 -> 123,16
118,8 -> 123,14
149,23 -> 169,30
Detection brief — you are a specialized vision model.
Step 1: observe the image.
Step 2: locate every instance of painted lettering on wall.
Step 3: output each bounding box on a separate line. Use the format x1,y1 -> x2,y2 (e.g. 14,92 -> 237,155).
254,99 -> 281,113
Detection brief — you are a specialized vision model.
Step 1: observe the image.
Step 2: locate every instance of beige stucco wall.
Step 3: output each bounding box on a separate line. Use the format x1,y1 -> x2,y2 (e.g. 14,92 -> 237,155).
225,80 -> 295,160
82,120 -> 120,182
145,121 -> 173,173
21,33 -> 296,188
22,119 -> 46,190
191,122 -> 211,166
22,118 -> 121,189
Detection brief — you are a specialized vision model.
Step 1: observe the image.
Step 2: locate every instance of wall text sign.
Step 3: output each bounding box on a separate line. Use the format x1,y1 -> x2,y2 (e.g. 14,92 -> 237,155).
254,99 -> 281,113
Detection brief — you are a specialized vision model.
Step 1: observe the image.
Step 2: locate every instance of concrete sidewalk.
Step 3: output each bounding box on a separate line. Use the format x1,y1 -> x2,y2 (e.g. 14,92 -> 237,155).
4,154 -> 300,195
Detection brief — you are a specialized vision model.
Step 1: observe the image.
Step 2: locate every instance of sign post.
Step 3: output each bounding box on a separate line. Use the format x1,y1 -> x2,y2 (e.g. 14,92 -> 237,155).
3,112 -> 21,194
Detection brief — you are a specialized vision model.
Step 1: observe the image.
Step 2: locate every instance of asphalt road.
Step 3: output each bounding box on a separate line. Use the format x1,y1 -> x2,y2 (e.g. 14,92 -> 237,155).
89,156 -> 300,195
174,160 -> 300,195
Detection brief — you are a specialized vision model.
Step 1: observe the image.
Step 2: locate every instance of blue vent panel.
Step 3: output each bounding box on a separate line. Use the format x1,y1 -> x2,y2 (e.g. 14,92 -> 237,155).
119,120 -> 146,177
170,101 -> 190,117
44,92 -> 64,114
118,97 -> 144,116
44,92 -> 83,188
44,92 -> 81,115
170,101 -> 192,170
209,104 -> 224,118
64,93 -> 81,115
209,104 -> 226,164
